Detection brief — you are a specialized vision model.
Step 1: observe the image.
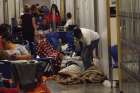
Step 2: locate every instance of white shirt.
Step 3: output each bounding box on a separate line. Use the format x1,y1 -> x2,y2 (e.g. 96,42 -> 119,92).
6,44 -> 30,56
80,28 -> 100,46
64,19 -> 73,28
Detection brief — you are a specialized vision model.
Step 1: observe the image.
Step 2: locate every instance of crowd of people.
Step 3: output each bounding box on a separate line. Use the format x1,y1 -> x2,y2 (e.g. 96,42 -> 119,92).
0,3 -> 100,71
18,3 -> 75,55
0,3 -> 104,93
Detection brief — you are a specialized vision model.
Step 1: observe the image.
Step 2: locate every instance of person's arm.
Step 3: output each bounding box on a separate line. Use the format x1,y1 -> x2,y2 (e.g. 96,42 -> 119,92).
64,20 -> 69,28
18,17 -> 22,26
9,53 -> 32,60
0,50 -> 10,60
32,17 -> 37,31
14,55 -> 32,60
14,45 -> 32,60
19,15 -> 23,26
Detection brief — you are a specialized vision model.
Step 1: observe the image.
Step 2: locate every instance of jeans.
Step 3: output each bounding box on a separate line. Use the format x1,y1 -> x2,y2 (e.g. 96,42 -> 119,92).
81,39 -> 99,70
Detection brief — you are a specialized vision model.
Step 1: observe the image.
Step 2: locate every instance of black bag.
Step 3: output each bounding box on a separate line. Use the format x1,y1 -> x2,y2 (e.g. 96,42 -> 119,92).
0,61 -> 17,88
13,61 -> 38,91
0,61 -> 14,79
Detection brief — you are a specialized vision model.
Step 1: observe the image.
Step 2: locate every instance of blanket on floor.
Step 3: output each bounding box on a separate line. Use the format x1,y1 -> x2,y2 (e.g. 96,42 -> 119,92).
56,64 -> 105,85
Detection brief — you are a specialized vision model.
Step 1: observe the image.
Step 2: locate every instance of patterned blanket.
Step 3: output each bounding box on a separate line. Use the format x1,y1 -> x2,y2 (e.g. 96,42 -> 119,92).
56,64 -> 105,85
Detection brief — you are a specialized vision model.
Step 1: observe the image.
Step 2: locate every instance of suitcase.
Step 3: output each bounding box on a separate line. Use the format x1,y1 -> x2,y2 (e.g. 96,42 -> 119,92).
0,61 -> 17,88
0,61 -> 14,79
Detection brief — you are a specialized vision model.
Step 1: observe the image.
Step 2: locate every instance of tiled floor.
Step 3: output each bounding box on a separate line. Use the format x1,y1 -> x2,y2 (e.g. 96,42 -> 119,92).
46,80 -> 119,93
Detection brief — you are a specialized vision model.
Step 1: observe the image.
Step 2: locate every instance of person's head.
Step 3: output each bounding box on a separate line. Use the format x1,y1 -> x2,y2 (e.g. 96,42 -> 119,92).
0,50 -> 10,60
73,26 -> 82,39
66,12 -> 72,19
0,24 -> 10,34
51,4 -> 60,16
1,32 -> 13,49
0,24 -> 13,49
36,3 -> 39,7
35,31 -> 45,41
41,5 -> 49,15
24,5 -> 31,13
31,4 -> 38,14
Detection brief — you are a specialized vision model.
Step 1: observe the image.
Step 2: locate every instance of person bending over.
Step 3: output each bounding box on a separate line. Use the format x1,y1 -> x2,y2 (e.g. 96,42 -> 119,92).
73,27 -> 100,70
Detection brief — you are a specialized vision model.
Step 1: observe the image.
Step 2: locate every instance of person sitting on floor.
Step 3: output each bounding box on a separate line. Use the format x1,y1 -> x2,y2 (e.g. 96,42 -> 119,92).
0,24 -> 32,60
35,31 -> 64,73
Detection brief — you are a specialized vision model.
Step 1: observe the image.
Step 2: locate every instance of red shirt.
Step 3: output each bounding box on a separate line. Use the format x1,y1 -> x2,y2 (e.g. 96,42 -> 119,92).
48,12 -> 61,26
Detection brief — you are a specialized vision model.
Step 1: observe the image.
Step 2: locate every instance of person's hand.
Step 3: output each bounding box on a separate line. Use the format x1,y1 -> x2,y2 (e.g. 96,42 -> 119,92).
59,53 -> 64,61
0,50 -> 10,60
9,54 -> 16,60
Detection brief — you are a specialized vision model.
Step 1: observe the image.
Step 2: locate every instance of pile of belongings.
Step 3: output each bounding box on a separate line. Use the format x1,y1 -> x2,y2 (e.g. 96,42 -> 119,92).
55,60 -> 106,85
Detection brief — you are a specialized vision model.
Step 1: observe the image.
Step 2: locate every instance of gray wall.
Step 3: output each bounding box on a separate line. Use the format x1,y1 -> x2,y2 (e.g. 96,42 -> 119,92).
0,0 -> 4,24
98,0 -> 109,77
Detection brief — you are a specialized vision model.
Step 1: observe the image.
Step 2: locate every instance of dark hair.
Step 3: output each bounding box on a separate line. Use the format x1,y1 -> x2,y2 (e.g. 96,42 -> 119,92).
51,4 -> 60,16
31,4 -> 38,14
0,24 -> 12,42
24,6 -> 30,13
67,25 -> 77,31
67,12 -> 72,19
36,3 -> 39,7
0,24 -> 11,35
73,27 -> 82,39
2,33 -> 13,42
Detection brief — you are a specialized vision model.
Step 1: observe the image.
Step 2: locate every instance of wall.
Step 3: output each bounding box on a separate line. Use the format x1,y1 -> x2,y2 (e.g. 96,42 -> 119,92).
76,0 -> 95,30
65,0 -> 74,22
97,0 -> 109,77
56,0 -> 60,12
20,0 -> 24,15
7,0 -> 24,24
15,0 -> 20,18
8,0 -> 16,24
0,0 -> 4,24
110,18 -> 117,46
